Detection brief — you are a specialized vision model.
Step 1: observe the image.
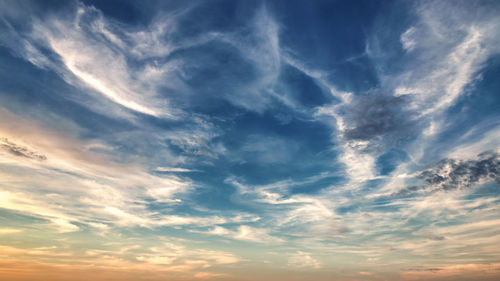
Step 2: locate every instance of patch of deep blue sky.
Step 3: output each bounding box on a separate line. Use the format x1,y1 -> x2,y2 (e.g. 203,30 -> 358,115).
0,0 -> 499,217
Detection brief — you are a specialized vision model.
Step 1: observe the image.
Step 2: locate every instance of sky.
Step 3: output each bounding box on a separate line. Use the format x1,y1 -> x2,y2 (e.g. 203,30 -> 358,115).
0,0 -> 499,280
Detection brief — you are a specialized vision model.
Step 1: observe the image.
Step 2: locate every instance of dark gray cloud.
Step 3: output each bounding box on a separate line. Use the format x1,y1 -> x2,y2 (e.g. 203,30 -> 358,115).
405,267 -> 443,272
343,94 -> 416,141
419,151 -> 499,191
332,225 -> 351,234
394,152 -> 499,196
423,235 -> 445,241
392,185 -> 420,197
0,137 -> 47,161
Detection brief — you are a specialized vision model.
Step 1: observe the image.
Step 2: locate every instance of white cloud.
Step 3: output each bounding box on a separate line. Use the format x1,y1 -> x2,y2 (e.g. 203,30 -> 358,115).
32,6 -> 172,117
288,251 -> 321,269
400,27 -> 417,52
233,225 -> 283,243
0,228 -> 22,234
447,125 -> 500,160
202,225 -> 283,244
391,1 -> 500,124
154,167 -> 196,173
136,242 -> 241,271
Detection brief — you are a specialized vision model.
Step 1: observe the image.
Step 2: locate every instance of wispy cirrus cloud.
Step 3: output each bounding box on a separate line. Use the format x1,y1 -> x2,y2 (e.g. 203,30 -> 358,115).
0,2 -> 282,119
28,4 -> 175,118
0,107 -> 258,233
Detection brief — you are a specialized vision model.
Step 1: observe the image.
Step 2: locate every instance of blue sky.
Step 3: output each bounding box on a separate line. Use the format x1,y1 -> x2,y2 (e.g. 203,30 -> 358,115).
0,0 -> 499,280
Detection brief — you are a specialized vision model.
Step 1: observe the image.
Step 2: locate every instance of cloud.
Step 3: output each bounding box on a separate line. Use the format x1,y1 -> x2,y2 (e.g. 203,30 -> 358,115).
314,90 -> 380,182
135,242 -> 241,272
202,225 -> 283,244
400,27 -> 416,52
193,272 -> 226,279
1,2 -> 190,118
0,240 -> 240,279
0,137 -> 47,161
0,0 -> 499,279
164,5 -> 281,113
288,251 -> 321,269
342,94 -> 416,141
0,228 -> 22,234
239,135 -> 300,164
217,6 -> 281,111
0,106 -> 261,233
447,126 -> 500,160
34,5 -> 174,117
154,167 -> 198,173
392,151 -> 500,196
226,177 -> 342,238
389,1 -> 500,120
0,1 -> 285,119
419,152 -> 499,191
401,263 -> 500,281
